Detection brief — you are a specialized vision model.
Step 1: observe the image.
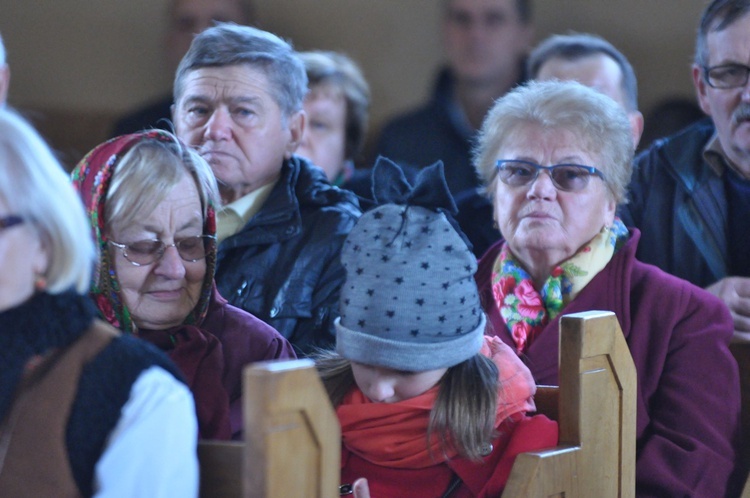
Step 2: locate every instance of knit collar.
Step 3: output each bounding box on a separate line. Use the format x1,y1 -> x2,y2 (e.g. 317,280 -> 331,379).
0,291 -> 97,422
71,131 -> 217,333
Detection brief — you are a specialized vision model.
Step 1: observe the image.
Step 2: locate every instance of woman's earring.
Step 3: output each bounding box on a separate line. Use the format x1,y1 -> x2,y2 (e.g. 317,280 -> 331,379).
34,274 -> 47,291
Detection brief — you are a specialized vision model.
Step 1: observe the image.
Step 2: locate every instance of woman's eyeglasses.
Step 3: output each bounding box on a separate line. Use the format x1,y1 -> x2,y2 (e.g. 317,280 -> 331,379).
495,159 -> 606,192
108,235 -> 217,266
0,215 -> 23,231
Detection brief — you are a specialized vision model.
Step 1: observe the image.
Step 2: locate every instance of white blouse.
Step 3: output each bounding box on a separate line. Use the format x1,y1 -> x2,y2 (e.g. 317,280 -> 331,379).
93,366 -> 199,498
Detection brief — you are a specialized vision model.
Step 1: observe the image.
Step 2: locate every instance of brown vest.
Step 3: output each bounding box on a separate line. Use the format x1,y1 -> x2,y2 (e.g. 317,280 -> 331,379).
0,321 -> 117,497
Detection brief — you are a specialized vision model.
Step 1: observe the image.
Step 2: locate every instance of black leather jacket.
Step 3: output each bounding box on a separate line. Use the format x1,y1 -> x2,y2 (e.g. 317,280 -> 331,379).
215,156 -> 361,356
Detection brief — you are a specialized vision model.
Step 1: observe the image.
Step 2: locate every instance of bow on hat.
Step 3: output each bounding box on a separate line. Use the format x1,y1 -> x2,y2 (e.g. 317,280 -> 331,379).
370,156 -> 472,249
370,156 -> 458,215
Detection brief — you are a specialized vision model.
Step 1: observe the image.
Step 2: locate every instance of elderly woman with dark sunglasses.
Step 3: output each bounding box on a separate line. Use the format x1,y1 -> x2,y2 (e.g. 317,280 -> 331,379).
473,80 -> 743,497
72,130 -> 296,441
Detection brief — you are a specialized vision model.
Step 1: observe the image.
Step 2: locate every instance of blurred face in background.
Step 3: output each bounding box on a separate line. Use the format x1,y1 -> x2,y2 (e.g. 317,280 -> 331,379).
297,83 -> 348,181
443,0 -> 532,85
165,0 -> 250,71
693,13 -> 750,174
535,53 -> 643,147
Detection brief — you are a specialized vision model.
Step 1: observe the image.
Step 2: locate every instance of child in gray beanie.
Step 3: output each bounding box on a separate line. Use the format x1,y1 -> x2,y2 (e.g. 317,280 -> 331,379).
317,157 -> 558,498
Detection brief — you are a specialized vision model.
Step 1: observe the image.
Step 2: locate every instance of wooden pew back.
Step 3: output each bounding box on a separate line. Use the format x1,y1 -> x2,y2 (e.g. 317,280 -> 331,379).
502,310 -> 637,498
242,359 -> 340,498
198,311 -> 636,497
197,359 -> 339,498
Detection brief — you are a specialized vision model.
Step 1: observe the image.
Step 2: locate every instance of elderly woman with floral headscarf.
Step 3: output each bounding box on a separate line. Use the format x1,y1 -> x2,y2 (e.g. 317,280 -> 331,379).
473,80 -> 743,497
72,130 -> 296,440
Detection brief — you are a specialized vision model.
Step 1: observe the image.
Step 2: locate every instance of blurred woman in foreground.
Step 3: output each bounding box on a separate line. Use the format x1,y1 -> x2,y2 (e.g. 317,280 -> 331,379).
0,110 -> 197,496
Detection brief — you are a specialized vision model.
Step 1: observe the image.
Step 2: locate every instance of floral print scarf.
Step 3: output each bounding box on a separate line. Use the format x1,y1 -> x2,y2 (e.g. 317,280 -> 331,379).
491,219 -> 629,353
71,130 -> 217,334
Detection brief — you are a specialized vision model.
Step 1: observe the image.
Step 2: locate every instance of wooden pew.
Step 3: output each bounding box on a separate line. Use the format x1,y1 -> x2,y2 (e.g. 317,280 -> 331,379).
502,310 -> 637,498
198,359 -> 340,498
198,310 -> 636,497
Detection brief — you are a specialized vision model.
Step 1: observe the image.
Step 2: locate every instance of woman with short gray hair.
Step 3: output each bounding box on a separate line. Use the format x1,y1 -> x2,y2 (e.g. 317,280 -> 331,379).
474,79 -> 742,496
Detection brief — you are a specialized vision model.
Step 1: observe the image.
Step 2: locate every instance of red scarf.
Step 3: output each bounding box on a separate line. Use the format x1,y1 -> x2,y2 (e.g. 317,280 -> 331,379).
338,385 -> 446,469
337,337 -> 536,469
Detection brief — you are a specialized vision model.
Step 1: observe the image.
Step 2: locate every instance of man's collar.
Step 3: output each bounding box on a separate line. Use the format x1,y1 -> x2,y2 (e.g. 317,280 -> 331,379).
704,132 -> 750,179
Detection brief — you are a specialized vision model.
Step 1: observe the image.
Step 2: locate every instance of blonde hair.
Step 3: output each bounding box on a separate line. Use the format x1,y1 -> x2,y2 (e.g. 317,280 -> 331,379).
105,133 -> 219,232
0,109 -> 94,293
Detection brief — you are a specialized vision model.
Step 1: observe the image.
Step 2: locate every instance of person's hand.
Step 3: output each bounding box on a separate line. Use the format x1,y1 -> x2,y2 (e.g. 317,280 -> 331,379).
706,277 -> 750,338
352,478 -> 370,498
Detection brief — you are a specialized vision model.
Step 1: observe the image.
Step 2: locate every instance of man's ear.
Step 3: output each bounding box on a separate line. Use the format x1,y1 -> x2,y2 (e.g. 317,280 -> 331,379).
692,64 -> 712,116
629,111 -> 644,150
284,110 -> 305,158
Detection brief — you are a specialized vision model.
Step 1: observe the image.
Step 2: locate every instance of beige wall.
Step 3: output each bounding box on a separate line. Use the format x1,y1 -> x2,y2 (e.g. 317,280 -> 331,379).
0,0 -> 706,152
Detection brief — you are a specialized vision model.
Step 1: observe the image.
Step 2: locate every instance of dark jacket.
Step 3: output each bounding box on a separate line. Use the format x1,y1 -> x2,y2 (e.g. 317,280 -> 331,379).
110,94 -> 174,137
375,67 -> 526,197
454,187 -> 500,259
375,68 -> 480,196
215,155 -> 361,357
619,118 -> 727,287
476,231 -> 743,497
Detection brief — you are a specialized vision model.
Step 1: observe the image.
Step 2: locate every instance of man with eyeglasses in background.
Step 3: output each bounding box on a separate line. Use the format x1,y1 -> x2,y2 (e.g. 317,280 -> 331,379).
621,0 -> 750,342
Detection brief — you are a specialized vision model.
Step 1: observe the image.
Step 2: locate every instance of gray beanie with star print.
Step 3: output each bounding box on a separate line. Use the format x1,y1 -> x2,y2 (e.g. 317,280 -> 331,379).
334,157 -> 485,371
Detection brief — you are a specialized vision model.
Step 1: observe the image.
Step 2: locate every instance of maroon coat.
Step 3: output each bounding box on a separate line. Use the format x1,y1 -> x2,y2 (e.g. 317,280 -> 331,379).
476,230 -> 742,497
202,287 -> 297,438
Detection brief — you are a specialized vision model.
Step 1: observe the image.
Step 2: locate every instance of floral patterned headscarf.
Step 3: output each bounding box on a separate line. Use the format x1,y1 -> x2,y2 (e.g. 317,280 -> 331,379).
71,130 -> 217,334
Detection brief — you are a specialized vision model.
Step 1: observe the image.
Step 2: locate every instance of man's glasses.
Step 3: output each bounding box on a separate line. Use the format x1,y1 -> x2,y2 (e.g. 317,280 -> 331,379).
703,63 -> 750,89
108,235 -> 216,266
0,215 -> 23,232
495,160 -> 606,192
